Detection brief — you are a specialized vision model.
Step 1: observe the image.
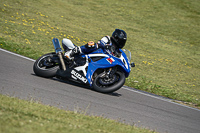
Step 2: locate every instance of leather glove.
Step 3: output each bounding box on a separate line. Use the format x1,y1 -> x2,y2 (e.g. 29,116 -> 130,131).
85,41 -> 95,49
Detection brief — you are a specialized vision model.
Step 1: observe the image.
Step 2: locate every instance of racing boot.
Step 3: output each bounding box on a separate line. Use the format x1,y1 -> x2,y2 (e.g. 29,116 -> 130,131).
64,46 -> 81,68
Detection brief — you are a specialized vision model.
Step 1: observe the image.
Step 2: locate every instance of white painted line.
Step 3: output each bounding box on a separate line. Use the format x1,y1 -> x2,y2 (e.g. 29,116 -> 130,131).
0,48 -> 35,62
122,87 -> 200,112
1,48 -> 200,112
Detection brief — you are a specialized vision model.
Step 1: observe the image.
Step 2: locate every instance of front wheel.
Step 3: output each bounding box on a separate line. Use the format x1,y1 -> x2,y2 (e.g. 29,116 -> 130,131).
92,71 -> 125,93
33,52 -> 59,78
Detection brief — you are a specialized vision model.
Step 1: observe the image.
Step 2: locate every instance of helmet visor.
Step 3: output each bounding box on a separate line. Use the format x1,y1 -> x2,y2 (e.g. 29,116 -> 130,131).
111,37 -> 126,49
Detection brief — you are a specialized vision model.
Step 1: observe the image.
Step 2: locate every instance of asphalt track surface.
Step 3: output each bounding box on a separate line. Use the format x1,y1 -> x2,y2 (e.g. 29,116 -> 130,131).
0,48 -> 200,133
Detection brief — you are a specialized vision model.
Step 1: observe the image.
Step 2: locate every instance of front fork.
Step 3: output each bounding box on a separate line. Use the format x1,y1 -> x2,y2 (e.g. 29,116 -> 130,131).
101,67 -> 117,78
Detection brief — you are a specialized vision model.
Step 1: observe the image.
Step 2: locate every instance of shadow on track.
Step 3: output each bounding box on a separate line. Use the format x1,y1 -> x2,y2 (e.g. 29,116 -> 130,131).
31,73 -> 122,97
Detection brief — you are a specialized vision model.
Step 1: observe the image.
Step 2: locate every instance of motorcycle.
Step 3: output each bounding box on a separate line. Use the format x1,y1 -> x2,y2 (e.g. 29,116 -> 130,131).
33,38 -> 135,93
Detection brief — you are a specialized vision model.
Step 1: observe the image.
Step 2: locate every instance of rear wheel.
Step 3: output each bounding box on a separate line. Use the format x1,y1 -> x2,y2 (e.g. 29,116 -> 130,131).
33,53 -> 59,78
92,70 -> 125,93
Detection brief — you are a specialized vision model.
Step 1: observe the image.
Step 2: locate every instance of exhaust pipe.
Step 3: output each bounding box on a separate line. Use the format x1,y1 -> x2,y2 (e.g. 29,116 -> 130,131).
52,38 -> 66,71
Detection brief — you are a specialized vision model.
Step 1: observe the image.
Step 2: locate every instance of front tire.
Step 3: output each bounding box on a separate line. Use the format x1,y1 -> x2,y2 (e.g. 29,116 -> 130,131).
33,53 -> 59,78
93,71 -> 125,93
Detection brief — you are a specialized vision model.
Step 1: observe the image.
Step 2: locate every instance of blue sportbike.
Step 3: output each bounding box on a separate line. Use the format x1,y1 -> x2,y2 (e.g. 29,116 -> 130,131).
33,38 -> 135,93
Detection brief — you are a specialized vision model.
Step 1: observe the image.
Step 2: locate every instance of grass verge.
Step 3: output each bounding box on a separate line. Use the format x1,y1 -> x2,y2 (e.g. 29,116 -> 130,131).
0,94 -> 156,133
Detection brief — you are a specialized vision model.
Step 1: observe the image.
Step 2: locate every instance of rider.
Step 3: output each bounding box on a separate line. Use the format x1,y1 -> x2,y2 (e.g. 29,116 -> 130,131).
62,29 -> 127,63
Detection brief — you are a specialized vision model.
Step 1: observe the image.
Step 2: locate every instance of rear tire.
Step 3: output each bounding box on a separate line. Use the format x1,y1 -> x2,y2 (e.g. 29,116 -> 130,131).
93,71 -> 125,93
33,53 -> 59,78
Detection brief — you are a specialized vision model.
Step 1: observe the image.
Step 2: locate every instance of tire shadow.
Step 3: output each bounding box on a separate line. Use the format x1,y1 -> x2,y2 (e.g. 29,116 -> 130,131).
31,73 -> 122,97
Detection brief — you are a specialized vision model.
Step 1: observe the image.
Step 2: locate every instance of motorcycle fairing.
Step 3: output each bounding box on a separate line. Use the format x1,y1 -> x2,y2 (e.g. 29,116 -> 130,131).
77,49 -> 131,86
56,67 -> 89,85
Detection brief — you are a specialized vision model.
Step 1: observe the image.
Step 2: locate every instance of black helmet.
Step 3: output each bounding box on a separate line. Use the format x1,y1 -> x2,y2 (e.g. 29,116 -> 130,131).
111,29 -> 127,49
